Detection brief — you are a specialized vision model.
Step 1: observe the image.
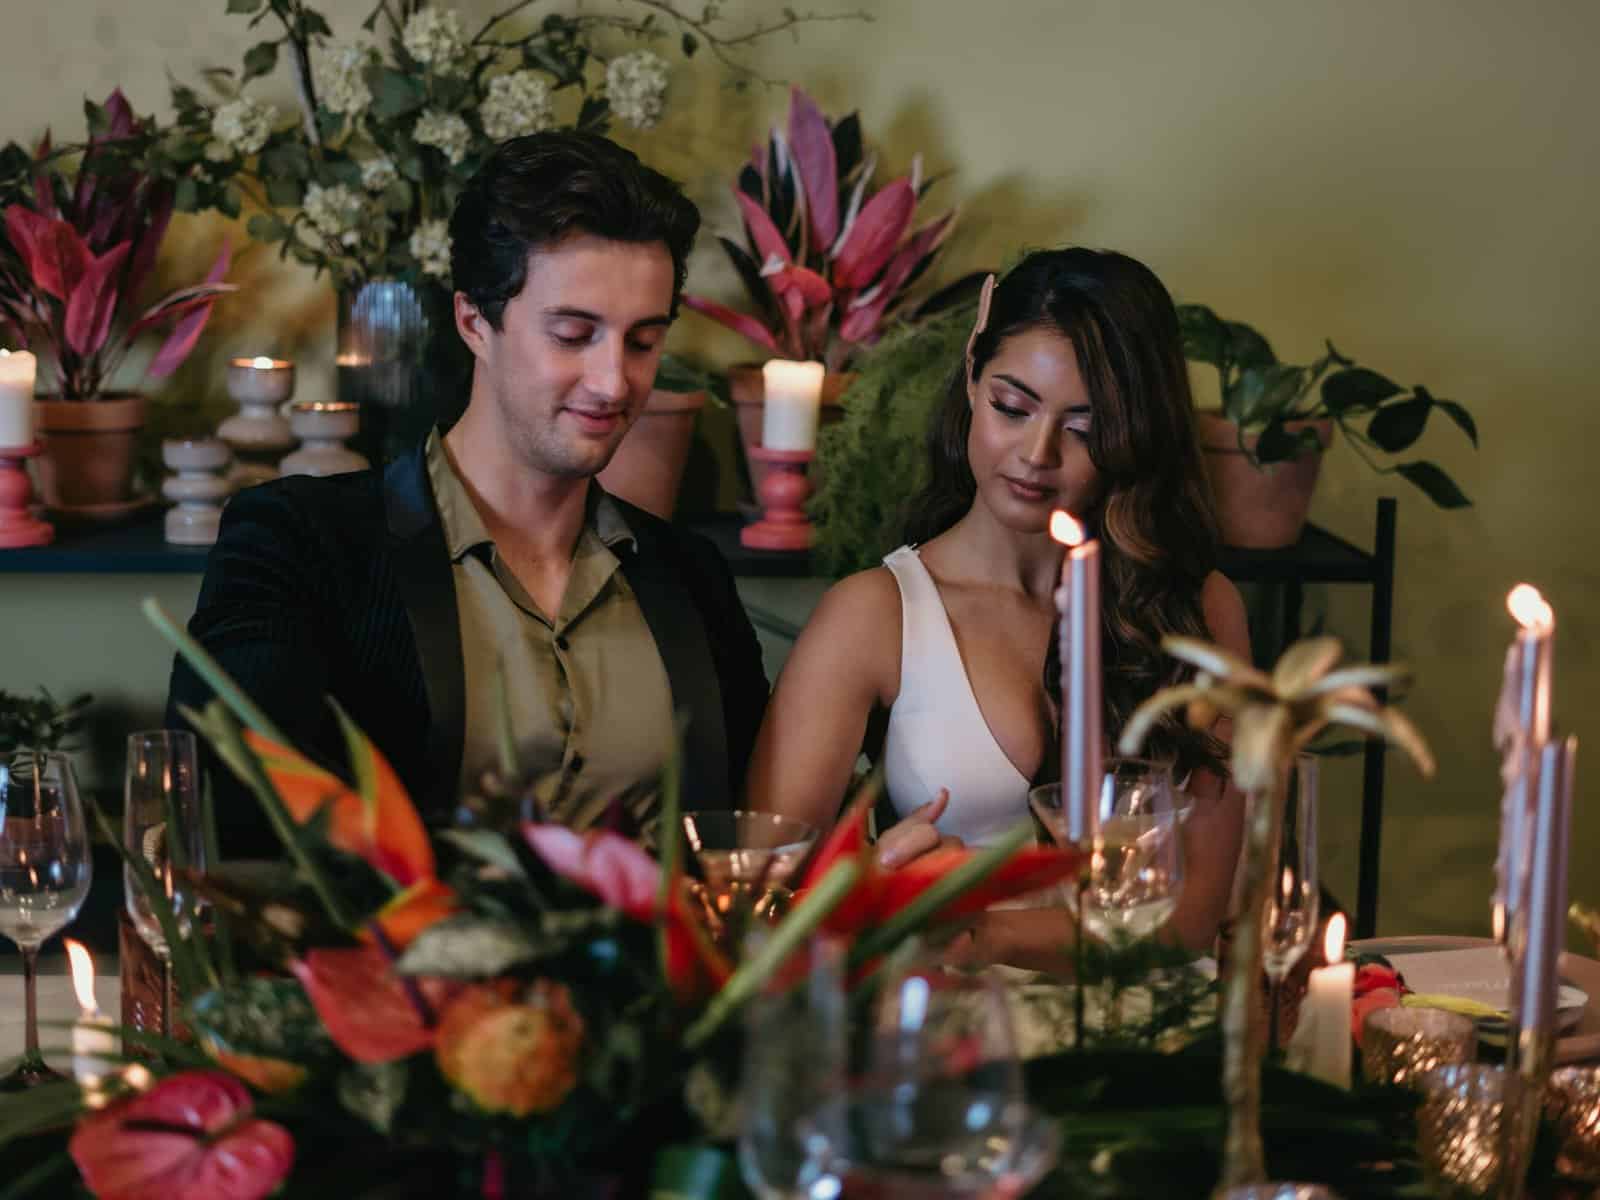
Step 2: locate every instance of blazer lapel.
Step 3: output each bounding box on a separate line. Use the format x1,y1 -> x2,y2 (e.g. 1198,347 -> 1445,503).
384,442 -> 466,811
620,518 -> 730,810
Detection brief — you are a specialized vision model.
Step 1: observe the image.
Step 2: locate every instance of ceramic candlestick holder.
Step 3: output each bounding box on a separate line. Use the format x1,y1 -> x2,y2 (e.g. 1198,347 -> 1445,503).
162,438 -> 234,546
0,442 -> 53,548
740,446 -> 815,551
280,402 -> 369,478
219,357 -> 296,489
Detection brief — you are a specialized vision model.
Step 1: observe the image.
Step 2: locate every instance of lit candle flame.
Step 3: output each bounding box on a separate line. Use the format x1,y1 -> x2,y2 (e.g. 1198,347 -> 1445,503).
65,938 -> 99,1014
1049,510 -> 1086,547
251,355 -> 278,370
1323,911 -> 1347,963
1507,584 -> 1554,632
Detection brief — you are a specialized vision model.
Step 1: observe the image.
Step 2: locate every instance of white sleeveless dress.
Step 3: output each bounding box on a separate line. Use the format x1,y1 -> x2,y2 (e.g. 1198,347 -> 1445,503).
880,545 -> 1033,847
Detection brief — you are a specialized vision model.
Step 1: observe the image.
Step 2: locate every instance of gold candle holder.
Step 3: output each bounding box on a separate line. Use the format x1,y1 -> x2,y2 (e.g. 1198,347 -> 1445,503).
1417,1064 -> 1513,1198
1361,1006 -> 1478,1090
1546,1066 -> 1600,1182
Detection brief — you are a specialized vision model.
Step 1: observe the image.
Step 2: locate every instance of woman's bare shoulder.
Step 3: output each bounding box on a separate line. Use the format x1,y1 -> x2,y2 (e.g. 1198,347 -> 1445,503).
781,564 -> 904,701
1200,570 -> 1250,659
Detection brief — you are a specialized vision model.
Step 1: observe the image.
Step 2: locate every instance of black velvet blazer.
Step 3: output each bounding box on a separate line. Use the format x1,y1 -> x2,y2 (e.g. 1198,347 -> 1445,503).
165,441 -> 770,856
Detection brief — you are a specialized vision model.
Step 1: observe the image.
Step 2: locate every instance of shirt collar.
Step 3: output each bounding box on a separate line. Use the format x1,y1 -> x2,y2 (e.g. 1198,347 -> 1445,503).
427,430 -> 638,561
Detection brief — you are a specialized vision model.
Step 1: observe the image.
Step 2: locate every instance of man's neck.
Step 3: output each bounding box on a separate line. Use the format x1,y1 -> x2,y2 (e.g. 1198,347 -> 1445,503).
442,404 -> 589,568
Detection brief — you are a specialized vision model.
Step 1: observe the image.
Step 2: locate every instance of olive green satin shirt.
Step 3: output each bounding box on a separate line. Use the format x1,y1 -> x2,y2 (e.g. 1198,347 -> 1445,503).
426,433 -> 676,829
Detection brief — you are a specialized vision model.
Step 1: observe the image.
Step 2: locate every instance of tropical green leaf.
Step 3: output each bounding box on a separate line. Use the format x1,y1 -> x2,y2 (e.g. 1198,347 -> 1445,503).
1222,320 -> 1276,368
1177,304 -> 1227,367
1366,396 -> 1433,453
438,829 -> 527,878
242,40 -> 279,81
337,1060 -> 408,1134
1227,363 -> 1308,430
1428,393 -> 1478,447
396,915 -> 541,978
1395,460 -> 1471,508
1322,367 -> 1403,415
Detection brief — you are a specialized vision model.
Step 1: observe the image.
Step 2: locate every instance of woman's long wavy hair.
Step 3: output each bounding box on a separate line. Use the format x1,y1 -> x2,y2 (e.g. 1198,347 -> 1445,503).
903,247 -> 1225,780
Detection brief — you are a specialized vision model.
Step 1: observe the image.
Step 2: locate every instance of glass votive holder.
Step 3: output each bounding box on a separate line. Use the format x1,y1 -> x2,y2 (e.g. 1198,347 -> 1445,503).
1416,1064 -> 1511,1197
1216,1185 -> 1343,1199
1360,1006 -> 1478,1089
1547,1066 -> 1600,1181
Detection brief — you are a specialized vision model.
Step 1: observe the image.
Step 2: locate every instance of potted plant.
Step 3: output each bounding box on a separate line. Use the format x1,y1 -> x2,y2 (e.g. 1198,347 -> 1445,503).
163,0 -> 856,466
1179,304 -> 1476,548
683,87 -> 982,495
0,686 -> 92,761
0,92 -> 235,517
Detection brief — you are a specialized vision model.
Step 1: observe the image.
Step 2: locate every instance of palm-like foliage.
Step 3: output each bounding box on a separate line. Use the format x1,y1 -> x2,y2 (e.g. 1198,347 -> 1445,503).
1118,634 -> 1435,1194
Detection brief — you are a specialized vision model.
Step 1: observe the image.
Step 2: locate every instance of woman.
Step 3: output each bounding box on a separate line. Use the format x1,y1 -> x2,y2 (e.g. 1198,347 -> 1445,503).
746,247 -> 1249,963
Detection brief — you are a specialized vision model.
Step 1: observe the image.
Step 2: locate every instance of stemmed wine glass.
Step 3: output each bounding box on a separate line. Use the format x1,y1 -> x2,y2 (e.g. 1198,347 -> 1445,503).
831,962 -> 1058,1196
123,731 -> 204,1037
671,810 -> 819,948
0,750 -> 92,1089
737,936 -> 848,1199
1263,752 -> 1319,1055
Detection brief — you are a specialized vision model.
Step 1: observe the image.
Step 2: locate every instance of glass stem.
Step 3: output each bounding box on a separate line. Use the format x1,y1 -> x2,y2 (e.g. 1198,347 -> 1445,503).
161,958 -> 174,1039
20,943 -> 42,1067
1268,976 -> 1282,1060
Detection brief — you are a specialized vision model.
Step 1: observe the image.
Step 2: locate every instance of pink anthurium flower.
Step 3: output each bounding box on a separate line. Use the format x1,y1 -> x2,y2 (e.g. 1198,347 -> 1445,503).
522,824 -> 662,921
68,1070 -> 294,1200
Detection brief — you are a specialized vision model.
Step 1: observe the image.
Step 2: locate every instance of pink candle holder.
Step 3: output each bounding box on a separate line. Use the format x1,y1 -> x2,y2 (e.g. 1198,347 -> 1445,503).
0,442 -> 53,548
740,446 -> 815,551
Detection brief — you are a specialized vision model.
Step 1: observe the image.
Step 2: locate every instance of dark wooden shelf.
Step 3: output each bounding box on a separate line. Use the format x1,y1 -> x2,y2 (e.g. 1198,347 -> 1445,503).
0,515 -> 209,574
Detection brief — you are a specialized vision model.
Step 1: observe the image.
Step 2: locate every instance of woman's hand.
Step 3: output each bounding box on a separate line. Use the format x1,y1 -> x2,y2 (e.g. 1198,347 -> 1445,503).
875,789 -> 964,868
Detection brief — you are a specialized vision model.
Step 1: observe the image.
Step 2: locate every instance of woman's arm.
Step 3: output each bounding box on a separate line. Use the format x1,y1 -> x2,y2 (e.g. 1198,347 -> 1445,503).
745,569 -> 901,832
957,570 -> 1252,971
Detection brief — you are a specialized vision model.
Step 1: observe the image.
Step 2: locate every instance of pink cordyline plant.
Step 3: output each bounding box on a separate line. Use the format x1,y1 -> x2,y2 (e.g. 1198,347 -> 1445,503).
684,87 -> 975,372
0,89 -> 235,400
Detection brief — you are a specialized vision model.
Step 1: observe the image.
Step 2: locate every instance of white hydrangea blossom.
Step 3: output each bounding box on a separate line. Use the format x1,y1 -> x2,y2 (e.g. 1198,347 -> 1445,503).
409,219 -> 452,279
313,42 -> 373,116
413,109 -> 473,165
605,51 -> 669,130
402,7 -> 470,75
480,70 -> 554,143
360,155 -> 399,192
303,182 -> 366,248
210,96 -> 278,156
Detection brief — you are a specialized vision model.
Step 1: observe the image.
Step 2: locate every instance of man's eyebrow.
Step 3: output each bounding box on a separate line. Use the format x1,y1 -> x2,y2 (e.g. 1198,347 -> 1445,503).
544,306 -> 673,331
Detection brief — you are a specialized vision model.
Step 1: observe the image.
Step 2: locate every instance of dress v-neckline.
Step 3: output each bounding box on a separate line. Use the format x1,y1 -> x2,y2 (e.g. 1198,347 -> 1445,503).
907,548 -> 1033,788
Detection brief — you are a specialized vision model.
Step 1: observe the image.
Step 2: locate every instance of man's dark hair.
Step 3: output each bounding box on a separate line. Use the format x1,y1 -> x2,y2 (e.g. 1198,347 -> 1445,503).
449,131 -> 701,329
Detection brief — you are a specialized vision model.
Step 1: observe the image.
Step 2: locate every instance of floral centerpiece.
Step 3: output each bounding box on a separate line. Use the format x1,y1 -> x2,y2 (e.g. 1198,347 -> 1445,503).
0,598 -> 1078,1198
684,86 -> 980,373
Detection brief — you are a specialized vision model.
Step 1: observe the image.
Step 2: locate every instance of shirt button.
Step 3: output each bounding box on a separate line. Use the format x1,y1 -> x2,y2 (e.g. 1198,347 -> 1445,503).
568,754 -> 585,774
555,634 -> 570,652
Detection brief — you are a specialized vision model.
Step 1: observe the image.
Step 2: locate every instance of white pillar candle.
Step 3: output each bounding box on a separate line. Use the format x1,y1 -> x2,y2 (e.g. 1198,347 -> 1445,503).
65,939 -> 117,1083
760,359 -> 825,452
1288,912 -> 1354,1089
1050,510 -> 1102,844
0,349 -> 37,449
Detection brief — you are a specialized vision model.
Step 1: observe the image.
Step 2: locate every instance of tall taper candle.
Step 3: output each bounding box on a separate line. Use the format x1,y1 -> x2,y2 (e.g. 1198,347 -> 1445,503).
1517,735 -> 1576,1067
0,349 -> 37,448
1494,585 -> 1555,947
1050,510 -> 1101,844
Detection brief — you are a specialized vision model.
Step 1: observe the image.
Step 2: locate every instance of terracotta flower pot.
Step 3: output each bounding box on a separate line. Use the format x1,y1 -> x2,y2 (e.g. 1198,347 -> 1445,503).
1197,412 -> 1333,550
597,388 -> 708,519
728,363 -> 853,497
33,393 -> 148,515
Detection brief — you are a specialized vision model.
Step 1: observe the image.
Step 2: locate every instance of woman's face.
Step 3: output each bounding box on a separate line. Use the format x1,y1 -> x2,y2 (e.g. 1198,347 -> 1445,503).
966,325 -> 1101,534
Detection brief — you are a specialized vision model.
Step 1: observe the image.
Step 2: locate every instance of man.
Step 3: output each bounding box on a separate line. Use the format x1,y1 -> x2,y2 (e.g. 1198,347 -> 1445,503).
168,133 -> 769,855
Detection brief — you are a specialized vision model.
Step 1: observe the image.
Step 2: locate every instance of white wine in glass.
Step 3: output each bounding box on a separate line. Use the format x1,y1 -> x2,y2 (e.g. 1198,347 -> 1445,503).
0,751 -> 92,1090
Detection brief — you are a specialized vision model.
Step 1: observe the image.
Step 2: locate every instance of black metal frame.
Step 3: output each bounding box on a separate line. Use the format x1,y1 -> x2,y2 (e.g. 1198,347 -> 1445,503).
1218,499 -> 1398,939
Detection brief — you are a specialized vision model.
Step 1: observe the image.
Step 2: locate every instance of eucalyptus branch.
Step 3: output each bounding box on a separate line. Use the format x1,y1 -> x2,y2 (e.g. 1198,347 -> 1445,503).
472,0 -> 541,45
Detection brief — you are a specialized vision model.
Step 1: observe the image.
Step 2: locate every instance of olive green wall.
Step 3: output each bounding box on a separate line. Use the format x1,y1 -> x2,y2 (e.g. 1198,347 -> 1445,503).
2,1 -> 1594,939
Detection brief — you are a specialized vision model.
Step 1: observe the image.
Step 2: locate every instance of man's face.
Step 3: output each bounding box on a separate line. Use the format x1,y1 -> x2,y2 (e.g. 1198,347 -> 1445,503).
459,232 -> 675,479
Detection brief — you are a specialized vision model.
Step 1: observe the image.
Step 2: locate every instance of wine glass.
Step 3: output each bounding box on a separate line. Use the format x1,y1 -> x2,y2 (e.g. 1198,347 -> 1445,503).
737,936 -> 848,1199
0,750 -> 92,1089
123,731 -> 204,1037
673,811 -> 819,947
1263,752 -> 1319,1054
829,963 -> 1058,1197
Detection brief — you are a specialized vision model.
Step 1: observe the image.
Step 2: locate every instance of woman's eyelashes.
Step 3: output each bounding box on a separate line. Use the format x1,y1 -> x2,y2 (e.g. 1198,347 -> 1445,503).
988,394 -> 1092,441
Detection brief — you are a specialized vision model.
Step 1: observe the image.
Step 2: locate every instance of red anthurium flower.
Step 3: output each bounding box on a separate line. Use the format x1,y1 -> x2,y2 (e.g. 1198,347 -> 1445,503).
243,729 -> 433,887
290,944 -> 462,1064
68,1070 -> 294,1200
794,796 -> 1083,936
